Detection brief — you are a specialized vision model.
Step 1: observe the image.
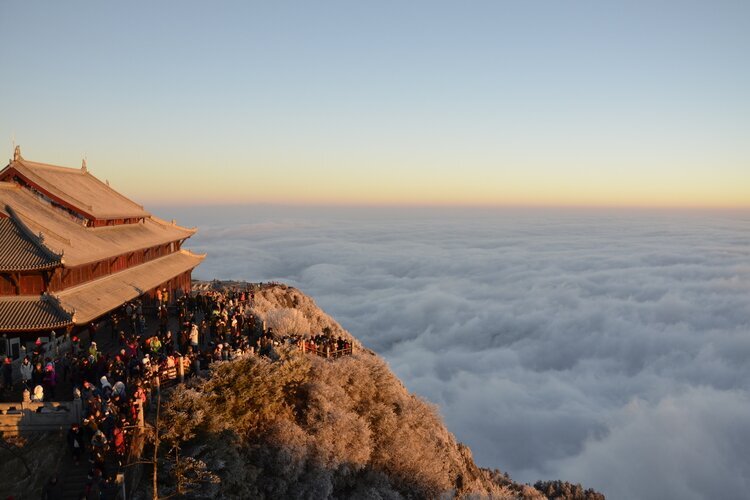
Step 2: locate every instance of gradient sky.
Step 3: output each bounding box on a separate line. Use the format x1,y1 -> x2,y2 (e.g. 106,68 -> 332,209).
1,1 -> 748,207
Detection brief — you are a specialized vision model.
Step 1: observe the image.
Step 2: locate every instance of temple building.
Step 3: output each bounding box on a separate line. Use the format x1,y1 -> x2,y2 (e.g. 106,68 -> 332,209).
0,146 -> 204,361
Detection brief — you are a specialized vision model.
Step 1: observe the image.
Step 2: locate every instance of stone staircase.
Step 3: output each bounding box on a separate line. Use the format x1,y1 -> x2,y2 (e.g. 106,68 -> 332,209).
58,451 -> 121,500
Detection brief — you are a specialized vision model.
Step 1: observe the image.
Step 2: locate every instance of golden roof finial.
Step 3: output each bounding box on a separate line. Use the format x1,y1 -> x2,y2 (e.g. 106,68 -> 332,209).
81,157 -> 87,173
13,145 -> 21,161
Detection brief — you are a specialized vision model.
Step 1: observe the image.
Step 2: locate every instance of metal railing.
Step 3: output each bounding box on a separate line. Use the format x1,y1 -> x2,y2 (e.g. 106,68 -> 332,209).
299,342 -> 353,359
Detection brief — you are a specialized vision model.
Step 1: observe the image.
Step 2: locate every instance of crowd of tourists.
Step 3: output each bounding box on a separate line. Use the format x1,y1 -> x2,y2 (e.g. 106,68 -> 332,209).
24,284 -> 353,498
1,338 -> 63,402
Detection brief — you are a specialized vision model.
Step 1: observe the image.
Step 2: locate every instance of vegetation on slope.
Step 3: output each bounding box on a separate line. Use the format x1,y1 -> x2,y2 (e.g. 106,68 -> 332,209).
162,348 -> 520,498
155,283 -> 603,499
247,283 -> 361,347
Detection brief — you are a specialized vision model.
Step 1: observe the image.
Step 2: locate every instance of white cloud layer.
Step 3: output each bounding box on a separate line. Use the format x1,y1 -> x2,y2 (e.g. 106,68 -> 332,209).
171,205 -> 750,500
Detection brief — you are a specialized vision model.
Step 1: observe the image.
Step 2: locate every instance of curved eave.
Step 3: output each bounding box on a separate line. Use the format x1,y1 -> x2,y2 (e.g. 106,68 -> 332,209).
0,294 -> 74,332
0,261 -> 62,272
57,234 -> 196,269
149,215 -> 197,234
0,319 -> 72,332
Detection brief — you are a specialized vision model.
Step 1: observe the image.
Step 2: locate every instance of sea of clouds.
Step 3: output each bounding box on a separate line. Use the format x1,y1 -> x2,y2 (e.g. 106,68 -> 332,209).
166,205 -> 750,500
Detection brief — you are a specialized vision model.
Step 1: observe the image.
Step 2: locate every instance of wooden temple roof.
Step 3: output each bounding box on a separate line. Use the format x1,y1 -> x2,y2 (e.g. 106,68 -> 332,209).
0,209 -> 63,271
0,149 -> 204,334
0,295 -> 72,332
57,250 -> 205,324
0,182 -> 195,267
0,158 -> 150,220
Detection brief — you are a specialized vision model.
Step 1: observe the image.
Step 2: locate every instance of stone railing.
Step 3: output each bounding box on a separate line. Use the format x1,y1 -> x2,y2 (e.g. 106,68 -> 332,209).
0,399 -> 83,435
4,333 -> 72,383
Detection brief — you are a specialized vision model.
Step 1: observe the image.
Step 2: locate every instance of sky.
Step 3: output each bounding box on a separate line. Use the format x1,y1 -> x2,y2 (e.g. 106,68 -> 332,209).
1,1 -> 748,207
177,205 -> 750,500
1,3 -> 748,498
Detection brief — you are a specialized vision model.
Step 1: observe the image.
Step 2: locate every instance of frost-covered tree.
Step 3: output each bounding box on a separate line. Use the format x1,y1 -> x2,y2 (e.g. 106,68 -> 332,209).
154,284 -> 603,499
263,307 -> 310,337
533,480 -> 606,500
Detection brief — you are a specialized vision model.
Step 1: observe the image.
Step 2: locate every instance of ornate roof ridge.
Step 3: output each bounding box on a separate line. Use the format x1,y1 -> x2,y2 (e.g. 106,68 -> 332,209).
5,204 -> 65,264
16,157 -> 146,211
42,292 -> 76,322
11,160 -> 94,211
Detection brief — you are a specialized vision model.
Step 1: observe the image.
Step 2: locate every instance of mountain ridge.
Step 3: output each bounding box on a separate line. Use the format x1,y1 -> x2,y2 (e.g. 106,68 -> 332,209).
160,281 -> 604,499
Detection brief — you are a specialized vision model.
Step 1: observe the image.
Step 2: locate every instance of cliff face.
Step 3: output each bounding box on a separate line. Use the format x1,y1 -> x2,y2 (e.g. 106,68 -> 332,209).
161,284 -> 602,499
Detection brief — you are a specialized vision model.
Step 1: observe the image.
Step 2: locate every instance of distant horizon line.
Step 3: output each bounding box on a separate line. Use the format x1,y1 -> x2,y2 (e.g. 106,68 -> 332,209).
144,200 -> 750,212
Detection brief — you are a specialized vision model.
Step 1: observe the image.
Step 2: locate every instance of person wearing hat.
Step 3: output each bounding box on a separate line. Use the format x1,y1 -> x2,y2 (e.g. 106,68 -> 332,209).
32,338 -> 43,361
112,380 -> 126,399
88,342 -> 99,362
82,380 -> 101,400
189,323 -> 199,350
149,336 -> 162,355
71,335 -> 81,355
100,375 -> 112,389
42,363 -> 57,401
31,385 -> 44,402
1,357 -> 12,394
90,430 -> 107,466
112,420 -> 127,464
125,339 -> 138,359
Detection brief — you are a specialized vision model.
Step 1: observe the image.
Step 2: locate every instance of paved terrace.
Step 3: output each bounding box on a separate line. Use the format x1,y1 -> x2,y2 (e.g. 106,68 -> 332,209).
1,285 -> 355,499
0,311 -> 182,500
